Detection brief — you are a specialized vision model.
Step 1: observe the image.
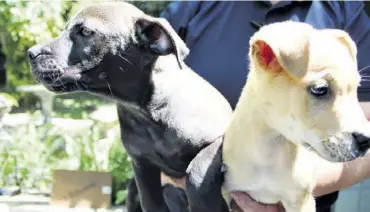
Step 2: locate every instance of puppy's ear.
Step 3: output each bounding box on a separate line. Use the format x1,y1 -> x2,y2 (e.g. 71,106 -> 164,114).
135,17 -> 189,69
250,21 -> 313,79
323,29 -> 357,62
251,40 -> 278,71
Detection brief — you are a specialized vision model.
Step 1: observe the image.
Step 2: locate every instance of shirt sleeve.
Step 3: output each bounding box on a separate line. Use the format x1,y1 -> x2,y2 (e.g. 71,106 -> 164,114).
160,1 -> 202,38
340,1 -> 370,101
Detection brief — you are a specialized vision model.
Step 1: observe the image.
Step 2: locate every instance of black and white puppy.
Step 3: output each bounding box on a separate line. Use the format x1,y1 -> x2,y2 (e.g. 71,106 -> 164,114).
27,2 -> 233,212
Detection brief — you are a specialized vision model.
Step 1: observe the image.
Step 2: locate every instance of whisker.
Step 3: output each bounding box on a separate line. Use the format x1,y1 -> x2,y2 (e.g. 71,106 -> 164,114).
350,151 -> 356,159
337,148 -> 344,160
360,74 -> 370,77
36,73 -> 41,80
305,141 -> 322,152
359,65 -> 370,73
72,75 -> 79,85
51,74 -> 59,86
59,78 -> 65,87
105,80 -> 114,98
118,54 -> 136,68
52,73 -> 65,87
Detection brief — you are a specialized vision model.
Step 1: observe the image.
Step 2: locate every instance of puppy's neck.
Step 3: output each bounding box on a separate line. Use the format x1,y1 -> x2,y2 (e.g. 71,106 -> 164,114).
222,71 -> 296,163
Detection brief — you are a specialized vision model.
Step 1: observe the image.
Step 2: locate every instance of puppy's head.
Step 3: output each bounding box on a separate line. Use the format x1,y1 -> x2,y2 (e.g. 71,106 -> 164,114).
249,21 -> 370,162
27,2 -> 189,103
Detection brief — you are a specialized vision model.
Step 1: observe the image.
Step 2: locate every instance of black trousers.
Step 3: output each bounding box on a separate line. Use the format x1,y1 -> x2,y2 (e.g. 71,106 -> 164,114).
316,191 -> 339,212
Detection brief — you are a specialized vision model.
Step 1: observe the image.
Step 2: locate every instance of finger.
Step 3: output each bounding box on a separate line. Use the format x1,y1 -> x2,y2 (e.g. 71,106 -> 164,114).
231,192 -> 259,210
231,192 -> 280,212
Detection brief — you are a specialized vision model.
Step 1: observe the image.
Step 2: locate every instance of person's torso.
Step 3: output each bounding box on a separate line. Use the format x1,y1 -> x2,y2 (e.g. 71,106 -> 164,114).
178,1 -> 343,108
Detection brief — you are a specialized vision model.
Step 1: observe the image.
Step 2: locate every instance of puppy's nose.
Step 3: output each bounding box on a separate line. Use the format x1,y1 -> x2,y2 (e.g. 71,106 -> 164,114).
352,132 -> 370,153
27,45 -> 52,60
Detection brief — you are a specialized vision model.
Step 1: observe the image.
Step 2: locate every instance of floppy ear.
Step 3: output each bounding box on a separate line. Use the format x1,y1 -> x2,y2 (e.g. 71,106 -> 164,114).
135,16 -> 189,69
323,29 -> 357,62
250,21 -> 313,79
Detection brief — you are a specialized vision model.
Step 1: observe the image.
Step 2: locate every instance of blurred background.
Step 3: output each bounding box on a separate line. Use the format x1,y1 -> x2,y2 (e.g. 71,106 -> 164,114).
0,0 -> 171,208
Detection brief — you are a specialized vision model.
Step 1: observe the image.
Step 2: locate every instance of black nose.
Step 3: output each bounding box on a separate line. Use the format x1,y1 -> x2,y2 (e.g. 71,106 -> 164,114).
352,132 -> 370,153
27,45 -> 52,60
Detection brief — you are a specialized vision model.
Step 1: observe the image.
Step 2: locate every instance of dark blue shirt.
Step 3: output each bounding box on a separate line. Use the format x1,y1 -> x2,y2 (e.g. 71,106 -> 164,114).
161,1 -> 370,210
161,1 -> 370,109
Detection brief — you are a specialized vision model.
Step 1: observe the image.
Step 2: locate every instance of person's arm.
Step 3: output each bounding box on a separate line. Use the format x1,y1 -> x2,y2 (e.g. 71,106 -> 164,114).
313,152 -> 370,197
361,102 -> 370,120
231,152 -> 370,212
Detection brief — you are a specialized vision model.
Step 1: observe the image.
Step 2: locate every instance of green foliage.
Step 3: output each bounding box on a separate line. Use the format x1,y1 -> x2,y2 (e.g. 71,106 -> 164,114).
128,1 -> 172,16
0,92 -> 19,108
109,137 -> 134,205
53,93 -> 111,119
0,1 -> 79,107
0,113 -> 131,205
0,118 -> 66,188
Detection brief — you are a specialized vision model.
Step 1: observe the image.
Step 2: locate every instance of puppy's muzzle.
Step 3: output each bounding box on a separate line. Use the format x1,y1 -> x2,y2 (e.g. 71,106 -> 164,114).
27,44 -> 84,92
323,132 -> 370,162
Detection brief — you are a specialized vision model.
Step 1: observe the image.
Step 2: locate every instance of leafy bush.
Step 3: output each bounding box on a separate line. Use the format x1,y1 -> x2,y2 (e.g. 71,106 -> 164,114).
109,137 -> 134,205
0,111 -> 132,205
128,1 -> 171,16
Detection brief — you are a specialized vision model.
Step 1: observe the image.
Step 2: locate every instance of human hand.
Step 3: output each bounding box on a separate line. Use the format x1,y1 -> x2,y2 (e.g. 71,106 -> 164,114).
161,173 -> 186,189
230,191 -> 284,212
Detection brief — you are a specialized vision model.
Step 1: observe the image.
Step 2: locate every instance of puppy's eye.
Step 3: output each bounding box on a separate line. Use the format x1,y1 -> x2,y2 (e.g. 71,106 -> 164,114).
309,84 -> 329,97
79,26 -> 94,37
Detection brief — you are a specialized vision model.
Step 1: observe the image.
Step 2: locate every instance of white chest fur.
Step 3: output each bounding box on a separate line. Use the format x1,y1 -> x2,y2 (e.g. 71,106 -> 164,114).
223,137 -> 317,204
221,103 -> 319,208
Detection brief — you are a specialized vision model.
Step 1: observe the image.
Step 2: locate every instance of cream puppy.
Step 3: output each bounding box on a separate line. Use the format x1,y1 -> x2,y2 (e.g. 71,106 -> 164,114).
222,21 -> 370,212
